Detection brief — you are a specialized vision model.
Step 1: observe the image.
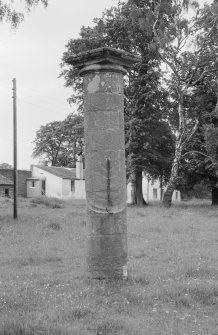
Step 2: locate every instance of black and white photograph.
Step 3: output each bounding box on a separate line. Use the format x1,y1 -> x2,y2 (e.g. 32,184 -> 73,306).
0,0 -> 217,334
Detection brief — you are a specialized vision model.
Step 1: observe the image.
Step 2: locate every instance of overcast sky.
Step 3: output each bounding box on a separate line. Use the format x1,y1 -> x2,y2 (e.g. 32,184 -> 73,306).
0,0 -> 212,170
0,0 -> 119,170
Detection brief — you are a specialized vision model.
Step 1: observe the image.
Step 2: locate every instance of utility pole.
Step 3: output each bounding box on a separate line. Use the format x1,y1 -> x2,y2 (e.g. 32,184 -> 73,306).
12,78 -> 18,219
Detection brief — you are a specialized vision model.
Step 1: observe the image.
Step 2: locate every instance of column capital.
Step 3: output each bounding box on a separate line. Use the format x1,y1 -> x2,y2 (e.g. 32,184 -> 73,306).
66,47 -> 138,75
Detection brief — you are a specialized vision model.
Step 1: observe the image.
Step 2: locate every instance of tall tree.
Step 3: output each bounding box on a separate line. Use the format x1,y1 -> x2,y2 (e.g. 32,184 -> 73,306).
131,0 -> 218,207
125,58 -> 175,205
175,1 -> 218,204
0,0 -> 48,27
32,114 -> 84,166
60,0 -> 174,206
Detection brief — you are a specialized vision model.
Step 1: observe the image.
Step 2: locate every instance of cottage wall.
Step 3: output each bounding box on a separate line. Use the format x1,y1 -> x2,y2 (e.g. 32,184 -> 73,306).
172,189 -> 181,202
0,169 -> 31,197
142,178 -> 162,202
27,180 -> 41,197
143,177 -> 181,202
74,180 -> 86,199
0,185 -> 14,198
31,166 -> 62,197
62,179 -> 71,197
18,170 -> 31,197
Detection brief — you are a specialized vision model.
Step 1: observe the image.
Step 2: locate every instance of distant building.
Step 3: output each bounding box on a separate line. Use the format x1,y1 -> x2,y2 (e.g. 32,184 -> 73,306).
27,157 -> 85,199
0,174 -> 13,197
0,169 -> 31,197
127,173 -> 181,203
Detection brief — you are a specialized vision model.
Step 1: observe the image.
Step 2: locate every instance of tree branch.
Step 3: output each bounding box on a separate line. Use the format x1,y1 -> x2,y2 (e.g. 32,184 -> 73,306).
185,119 -> 199,144
182,150 -> 210,159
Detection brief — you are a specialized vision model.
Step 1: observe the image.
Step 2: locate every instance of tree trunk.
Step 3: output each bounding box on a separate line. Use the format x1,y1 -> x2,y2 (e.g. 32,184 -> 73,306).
130,178 -> 137,205
212,187 -> 218,205
130,168 -> 146,206
163,143 -> 182,207
136,167 -> 145,206
162,180 -> 177,207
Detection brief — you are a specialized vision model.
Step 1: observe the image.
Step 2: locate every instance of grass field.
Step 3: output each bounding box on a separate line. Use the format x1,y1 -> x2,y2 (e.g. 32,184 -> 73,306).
0,197 -> 218,335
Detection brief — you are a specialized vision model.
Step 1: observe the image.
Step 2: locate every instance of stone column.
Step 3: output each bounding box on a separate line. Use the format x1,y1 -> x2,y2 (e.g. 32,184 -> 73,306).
67,47 -> 136,280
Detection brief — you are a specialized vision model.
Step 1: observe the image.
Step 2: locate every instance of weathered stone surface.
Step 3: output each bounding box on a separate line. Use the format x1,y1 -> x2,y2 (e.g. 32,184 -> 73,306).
85,110 -> 120,130
66,46 -> 138,70
85,130 -> 125,152
87,233 -> 128,279
84,94 -> 123,112
84,72 -> 124,94
67,47 -> 136,280
86,208 -> 127,235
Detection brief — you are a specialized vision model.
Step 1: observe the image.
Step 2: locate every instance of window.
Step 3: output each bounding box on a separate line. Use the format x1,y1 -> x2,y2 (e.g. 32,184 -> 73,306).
153,188 -> 158,200
71,180 -> 75,193
31,181 -> 36,188
5,188 -> 9,197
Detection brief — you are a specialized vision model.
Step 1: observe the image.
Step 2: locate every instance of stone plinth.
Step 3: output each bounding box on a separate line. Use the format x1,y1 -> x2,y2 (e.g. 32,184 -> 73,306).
67,47 -> 136,279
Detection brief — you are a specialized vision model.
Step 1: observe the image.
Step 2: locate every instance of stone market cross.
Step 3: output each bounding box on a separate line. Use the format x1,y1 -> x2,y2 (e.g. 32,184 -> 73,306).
67,47 -> 137,280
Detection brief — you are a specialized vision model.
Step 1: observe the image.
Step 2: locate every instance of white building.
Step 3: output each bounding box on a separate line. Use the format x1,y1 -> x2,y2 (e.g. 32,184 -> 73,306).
27,160 -> 181,203
27,157 -> 85,199
127,173 -> 181,203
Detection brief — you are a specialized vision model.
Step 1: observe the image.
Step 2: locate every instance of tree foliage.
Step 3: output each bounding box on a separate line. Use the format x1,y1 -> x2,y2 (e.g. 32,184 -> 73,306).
0,0 -> 48,27
60,0 -> 218,206
32,114 -> 84,167
178,54 -> 218,203
0,162 -> 13,169
60,0 -> 175,205
130,0 -> 218,206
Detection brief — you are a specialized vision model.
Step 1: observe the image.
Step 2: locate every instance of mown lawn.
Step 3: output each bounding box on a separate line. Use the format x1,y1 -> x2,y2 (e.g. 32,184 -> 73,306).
0,197 -> 218,335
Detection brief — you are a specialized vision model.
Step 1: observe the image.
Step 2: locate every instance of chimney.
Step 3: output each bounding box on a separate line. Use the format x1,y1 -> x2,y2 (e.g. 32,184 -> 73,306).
76,155 -> 84,179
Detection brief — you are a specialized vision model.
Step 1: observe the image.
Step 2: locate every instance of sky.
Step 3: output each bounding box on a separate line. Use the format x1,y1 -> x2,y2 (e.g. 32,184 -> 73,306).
0,0 -> 119,170
0,0 -> 213,170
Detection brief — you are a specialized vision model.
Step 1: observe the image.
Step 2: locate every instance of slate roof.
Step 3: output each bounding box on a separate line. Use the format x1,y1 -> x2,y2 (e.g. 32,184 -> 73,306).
0,174 -> 13,185
34,165 -> 85,180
